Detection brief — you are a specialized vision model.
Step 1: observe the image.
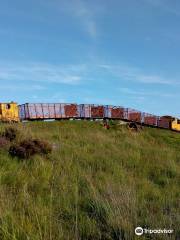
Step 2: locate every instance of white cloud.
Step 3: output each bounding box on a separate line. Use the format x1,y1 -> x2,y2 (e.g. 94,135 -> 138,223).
0,61 -> 178,92
99,64 -> 177,85
0,62 -> 83,85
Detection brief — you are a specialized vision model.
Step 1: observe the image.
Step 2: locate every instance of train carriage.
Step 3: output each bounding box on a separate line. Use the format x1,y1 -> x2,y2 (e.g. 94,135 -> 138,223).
158,116 -> 172,129
143,113 -> 158,126
127,109 -> 142,123
111,106 -> 125,119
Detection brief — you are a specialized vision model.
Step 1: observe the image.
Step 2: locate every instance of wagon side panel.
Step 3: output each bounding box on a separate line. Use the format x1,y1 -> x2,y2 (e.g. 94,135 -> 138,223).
48,104 -> 56,118
60,104 -> 66,118
55,103 -> 61,118
42,104 -> 50,119
144,114 -> 158,126
64,104 -> 78,118
18,105 -> 25,120
91,105 -> 104,118
128,109 -> 142,123
158,117 -> 171,129
27,104 -> 37,119
111,107 -> 124,119
35,104 -> 43,119
85,104 -> 91,118
104,105 -> 112,118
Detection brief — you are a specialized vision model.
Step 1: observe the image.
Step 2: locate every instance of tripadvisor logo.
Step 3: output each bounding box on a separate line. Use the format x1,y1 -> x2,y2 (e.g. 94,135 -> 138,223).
135,227 -> 143,236
135,227 -> 173,236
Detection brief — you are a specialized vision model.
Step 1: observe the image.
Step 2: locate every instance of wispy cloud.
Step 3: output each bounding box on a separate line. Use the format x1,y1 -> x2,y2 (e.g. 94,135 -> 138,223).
119,87 -> 174,98
0,61 -> 178,87
66,0 -> 98,39
0,84 -> 46,90
0,1 -> 99,41
99,64 -> 178,85
0,62 -> 84,85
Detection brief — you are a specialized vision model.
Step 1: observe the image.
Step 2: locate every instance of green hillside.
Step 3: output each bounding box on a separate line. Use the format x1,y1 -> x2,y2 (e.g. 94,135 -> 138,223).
0,121 -> 179,240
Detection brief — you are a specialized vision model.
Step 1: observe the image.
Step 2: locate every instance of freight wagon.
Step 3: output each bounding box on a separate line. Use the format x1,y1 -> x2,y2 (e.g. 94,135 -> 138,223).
19,103 -> 80,120
1,102 -> 180,132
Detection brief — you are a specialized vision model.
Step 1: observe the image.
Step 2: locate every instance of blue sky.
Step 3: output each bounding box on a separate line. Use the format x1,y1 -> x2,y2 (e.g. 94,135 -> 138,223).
0,0 -> 180,117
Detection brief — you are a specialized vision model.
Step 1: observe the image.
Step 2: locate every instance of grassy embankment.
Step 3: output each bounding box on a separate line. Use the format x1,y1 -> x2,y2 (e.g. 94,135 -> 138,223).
0,121 -> 179,240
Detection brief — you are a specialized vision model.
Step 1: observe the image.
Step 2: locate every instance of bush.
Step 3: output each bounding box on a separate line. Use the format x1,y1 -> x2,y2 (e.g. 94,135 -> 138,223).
9,145 -> 27,158
9,138 -> 52,159
2,127 -> 17,141
33,139 -> 52,154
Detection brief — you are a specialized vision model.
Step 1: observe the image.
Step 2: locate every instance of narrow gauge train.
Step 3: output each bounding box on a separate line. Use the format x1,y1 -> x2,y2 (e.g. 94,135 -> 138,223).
0,102 -> 180,132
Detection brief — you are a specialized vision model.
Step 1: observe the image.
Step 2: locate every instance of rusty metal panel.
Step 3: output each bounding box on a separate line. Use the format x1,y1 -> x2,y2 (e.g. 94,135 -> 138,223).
111,106 -> 124,119
48,104 -> 55,118
144,114 -> 158,126
91,105 -> 104,118
127,109 -> 142,122
158,117 -> 171,129
64,104 -> 78,118
42,104 -> 50,119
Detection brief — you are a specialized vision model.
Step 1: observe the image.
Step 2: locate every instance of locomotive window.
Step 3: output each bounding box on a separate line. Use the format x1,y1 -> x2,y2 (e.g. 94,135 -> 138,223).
177,120 -> 180,124
6,104 -> 11,110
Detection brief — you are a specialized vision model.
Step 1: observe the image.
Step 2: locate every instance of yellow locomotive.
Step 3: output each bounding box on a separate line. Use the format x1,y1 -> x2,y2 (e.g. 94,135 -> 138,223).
0,102 -> 19,122
172,118 -> 180,131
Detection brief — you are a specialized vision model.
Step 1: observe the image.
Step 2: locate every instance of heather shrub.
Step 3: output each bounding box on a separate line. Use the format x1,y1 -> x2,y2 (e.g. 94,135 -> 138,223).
33,139 -> 52,154
2,127 -> 17,141
9,138 -> 52,159
9,145 -> 27,159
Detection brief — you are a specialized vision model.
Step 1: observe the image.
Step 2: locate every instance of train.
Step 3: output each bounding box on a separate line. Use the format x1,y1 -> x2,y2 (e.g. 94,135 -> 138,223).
0,102 -> 180,132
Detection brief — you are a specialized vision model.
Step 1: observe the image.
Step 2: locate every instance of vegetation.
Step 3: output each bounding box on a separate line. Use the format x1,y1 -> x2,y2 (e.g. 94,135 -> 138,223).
0,121 -> 179,240
9,139 -> 52,159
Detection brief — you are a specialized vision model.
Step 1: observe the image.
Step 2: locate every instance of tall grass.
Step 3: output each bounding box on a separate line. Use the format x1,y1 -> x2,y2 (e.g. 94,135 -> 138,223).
0,121 -> 179,239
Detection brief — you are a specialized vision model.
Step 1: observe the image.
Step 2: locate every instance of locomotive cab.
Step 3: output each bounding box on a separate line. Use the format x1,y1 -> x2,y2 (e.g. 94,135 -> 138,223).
0,102 -> 19,122
171,118 -> 180,131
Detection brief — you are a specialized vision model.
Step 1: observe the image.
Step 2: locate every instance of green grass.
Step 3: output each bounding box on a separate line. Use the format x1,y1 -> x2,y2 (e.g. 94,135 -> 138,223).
0,121 -> 179,240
